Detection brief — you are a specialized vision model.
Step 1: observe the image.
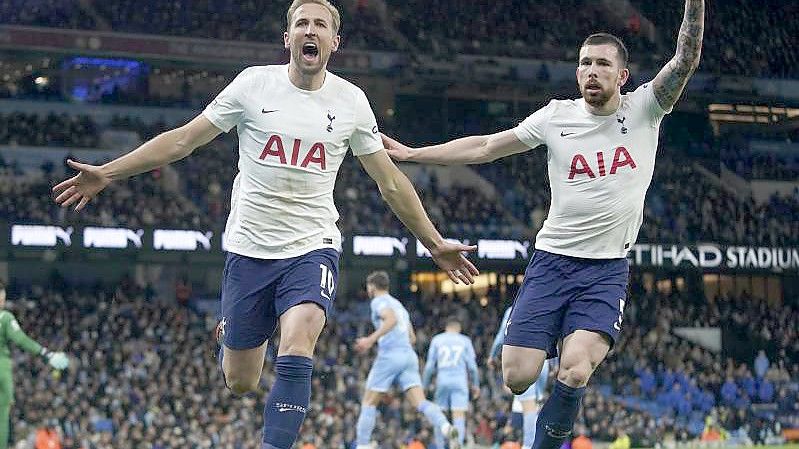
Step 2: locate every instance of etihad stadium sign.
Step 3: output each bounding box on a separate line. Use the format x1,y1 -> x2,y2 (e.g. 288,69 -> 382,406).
628,244 -> 799,271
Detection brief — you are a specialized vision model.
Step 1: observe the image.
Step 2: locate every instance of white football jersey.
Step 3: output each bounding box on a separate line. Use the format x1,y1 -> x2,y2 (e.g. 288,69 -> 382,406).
203,65 -> 383,259
513,83 -> 671,259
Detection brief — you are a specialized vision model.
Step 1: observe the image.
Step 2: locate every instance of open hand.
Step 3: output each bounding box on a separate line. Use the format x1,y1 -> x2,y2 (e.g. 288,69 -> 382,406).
430,241 -> 479,284
52,159 -> 112,211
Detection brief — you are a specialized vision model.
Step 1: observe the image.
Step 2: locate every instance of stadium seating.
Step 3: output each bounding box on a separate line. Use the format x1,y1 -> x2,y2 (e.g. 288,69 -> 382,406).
2,0 -> 798,77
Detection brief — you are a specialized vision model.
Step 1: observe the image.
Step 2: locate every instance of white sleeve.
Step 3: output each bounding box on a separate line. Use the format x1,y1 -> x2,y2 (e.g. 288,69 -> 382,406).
636,82 -> 672,121
349,89 -> 384,157
512,100 -> 557,149
203,68 -> 254,133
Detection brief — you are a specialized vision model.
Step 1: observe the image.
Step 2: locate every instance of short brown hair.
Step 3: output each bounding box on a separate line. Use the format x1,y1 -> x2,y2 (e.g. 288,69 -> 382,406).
366,271 -> 390,290
581,33 -> 629,67
287,0 -> 341,33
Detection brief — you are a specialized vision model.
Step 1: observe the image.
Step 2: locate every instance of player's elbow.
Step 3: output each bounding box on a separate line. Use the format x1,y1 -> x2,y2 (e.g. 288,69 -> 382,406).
170,127 -> 198,160
376,174 -> 403,202
474,141 -> 499,164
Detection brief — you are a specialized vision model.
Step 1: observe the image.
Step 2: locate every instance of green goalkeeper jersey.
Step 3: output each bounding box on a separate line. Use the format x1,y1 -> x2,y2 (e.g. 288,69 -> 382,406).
0,310 -> 42,359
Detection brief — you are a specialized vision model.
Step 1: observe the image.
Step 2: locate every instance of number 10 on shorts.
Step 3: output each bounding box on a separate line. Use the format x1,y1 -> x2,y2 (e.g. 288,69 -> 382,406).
319,264 -> 335,300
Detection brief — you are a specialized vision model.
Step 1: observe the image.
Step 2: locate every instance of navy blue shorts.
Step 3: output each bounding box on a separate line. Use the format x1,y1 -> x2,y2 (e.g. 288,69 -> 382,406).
504,250 -> 629,358
220,248 -> 340,350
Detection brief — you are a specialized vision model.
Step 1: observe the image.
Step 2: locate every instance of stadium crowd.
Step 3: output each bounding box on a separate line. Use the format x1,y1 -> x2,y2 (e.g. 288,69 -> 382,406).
630,0 -> 799,78
0,113 -> 98,149
597,276 -> 798,444
2,274 -> 796,449
1,0 -> 798,77
722,146 -> 799,182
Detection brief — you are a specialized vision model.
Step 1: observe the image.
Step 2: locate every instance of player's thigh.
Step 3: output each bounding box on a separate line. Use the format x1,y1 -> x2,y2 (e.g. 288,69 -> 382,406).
361,389 -> 384,407
557,329 -> 611,386
365,355 -> 401,393
503,251 -> 569,358
275,248 -> 340,324
220,252 -> 281,351
274,249 -> 340,356
562,256 -> 629,352
397,352 -> 423,392
277,302 -> 326,357
222,340 -> 269,386
502,345 -> 548,387
403,385 -> 428,409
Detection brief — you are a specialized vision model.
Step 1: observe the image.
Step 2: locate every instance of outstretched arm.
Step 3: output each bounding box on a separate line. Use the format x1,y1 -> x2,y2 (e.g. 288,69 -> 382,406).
358,150 -> 478,284
382,129 -> 529,165
652,0 -> 704,111
53,114 -> 222,210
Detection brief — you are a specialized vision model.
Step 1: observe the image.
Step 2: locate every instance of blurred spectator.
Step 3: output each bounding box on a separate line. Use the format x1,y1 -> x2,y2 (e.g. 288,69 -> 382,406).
1,0 -> 797,77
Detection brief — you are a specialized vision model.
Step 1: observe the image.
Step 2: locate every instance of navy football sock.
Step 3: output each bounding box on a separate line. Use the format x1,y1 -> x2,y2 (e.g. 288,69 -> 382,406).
531,380 -> 585,449
261,355 -> 313,449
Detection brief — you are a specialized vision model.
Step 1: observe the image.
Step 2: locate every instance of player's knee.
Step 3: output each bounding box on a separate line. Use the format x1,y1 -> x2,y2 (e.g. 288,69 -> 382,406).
277,338 -> 316,357
224,372 -> 259,395
556,361 -> 593,388
504,369 -> 534,395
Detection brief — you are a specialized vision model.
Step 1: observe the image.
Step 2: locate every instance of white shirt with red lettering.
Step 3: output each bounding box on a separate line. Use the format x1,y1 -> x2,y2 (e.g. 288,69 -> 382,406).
203,65 -> 383,259
513,83 -> 671,259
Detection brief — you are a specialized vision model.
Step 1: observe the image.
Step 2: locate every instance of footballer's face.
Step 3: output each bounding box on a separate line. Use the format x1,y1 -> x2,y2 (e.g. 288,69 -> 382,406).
284,3 -> 340,75
577,44 -> 629,108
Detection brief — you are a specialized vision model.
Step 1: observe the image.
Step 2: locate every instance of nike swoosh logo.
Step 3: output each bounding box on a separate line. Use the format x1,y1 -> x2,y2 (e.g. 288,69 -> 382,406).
262,109 -> 278,114
560,131 -> 576,137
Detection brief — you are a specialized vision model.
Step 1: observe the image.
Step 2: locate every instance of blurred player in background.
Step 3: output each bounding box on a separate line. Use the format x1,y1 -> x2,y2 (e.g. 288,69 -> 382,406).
423,317 -> 480,448
0,279 -> 69,449
383,1 -> 704,448
51,1 -> 478,448
354,272 -> 462,449
488,306 -> 552,449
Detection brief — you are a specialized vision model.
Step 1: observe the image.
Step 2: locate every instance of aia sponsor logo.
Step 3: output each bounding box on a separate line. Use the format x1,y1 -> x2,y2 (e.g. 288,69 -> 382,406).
259,135 -> 327,170
568,146 -> 636,180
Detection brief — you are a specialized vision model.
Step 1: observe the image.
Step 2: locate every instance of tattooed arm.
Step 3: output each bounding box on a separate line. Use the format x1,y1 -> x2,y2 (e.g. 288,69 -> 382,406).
652,0 -> 704,111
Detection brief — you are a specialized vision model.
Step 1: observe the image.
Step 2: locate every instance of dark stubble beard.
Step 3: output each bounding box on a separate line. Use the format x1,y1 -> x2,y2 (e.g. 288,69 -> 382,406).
582,86 -> 613,108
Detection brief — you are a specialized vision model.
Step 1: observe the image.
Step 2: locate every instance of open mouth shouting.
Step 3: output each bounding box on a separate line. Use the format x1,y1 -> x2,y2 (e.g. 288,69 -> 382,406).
302,42 -> 320,62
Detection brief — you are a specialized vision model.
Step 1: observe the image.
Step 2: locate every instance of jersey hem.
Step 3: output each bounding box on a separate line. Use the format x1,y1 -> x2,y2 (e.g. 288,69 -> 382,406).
533,243 -> 629,260
225,242 -> 341,260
